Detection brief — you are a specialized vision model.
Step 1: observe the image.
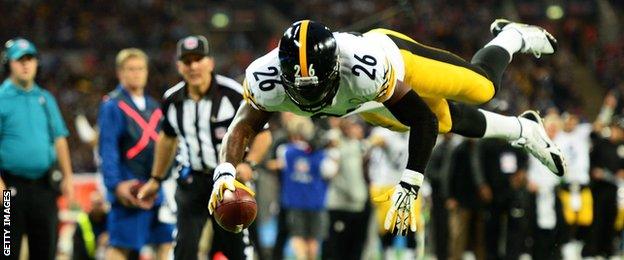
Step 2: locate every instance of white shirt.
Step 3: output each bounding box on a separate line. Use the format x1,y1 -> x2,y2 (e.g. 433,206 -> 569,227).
130,95 -> 146,111
558,123 -> 592,185
243,31 -> 403,117
367,127 -> 409,186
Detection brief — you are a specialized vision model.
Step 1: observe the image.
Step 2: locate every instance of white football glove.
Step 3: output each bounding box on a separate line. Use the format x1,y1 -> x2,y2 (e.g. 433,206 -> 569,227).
208,163 -> 237,215
374,169 -> 424,236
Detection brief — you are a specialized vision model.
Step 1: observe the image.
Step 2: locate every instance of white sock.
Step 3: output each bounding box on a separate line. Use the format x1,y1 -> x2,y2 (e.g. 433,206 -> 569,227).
480,109 -> 522,140
484,29 -> 523,61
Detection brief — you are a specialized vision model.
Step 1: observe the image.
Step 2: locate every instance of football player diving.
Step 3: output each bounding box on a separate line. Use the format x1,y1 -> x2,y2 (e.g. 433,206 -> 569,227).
208,19 -> 566,235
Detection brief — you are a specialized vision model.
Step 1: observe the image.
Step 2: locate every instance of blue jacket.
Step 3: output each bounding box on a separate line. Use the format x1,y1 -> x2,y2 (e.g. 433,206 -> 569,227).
0,79 -> 68,178
280,143 -> 328,210
97,86 -> 162,200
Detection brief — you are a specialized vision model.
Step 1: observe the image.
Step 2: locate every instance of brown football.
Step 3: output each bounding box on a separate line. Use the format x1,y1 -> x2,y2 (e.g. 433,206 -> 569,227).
214,188 -> 257,233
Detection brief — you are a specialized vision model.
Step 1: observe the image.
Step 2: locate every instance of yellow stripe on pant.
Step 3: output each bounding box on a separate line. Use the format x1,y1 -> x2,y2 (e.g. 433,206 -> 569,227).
358,29 -> 496,133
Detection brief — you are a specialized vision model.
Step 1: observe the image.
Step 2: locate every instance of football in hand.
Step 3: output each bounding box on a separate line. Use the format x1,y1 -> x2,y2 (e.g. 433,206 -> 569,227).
214,188 -> 257,233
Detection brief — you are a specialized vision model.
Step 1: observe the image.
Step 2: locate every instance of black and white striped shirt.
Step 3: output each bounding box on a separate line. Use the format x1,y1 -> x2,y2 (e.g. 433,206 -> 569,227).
161,74 -> 244,171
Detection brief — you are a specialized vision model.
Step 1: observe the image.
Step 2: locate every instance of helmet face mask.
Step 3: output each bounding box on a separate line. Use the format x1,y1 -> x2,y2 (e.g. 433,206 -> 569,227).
281,60 -> 339,113
279,20 -> 340,113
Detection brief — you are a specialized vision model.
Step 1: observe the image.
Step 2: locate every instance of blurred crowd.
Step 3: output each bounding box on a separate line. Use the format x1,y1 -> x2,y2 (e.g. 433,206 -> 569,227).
0,0 -> 620,172
3,0 -> 624,259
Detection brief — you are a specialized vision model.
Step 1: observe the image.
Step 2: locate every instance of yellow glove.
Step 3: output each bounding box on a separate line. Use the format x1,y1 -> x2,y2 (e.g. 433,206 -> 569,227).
208,163 -> 256,214
373,170 -> 423,236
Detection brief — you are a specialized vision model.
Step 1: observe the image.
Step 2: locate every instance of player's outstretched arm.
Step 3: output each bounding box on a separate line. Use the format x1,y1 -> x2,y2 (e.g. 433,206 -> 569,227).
384,81 -> 438,174
220,103 -> 273,165
375,80 -> 438,235
209,103 -> 273,214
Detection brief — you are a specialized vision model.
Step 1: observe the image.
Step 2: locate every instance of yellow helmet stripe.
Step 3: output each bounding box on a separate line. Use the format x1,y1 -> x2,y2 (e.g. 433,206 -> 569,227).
298,20 -> 310,77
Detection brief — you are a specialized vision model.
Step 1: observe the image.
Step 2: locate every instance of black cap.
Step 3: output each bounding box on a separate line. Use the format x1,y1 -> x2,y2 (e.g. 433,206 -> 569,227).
176,35 -> 209,60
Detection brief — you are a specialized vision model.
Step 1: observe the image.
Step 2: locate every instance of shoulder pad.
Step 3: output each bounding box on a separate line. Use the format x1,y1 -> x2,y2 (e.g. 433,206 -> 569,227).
243,49 -> 287,111
335,33 -> 397,102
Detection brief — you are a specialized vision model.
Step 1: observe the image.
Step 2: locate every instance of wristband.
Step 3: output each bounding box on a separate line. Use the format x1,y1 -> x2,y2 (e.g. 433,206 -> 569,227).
150,175 -> 165,183
401,169 -> 424,187
214,163 -> 236,181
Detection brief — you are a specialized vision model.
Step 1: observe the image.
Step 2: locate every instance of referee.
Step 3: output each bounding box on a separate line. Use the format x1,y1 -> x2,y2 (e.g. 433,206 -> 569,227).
138,35 -> 271,260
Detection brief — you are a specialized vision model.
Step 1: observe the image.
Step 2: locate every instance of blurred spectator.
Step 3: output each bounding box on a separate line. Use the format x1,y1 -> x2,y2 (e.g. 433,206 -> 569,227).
477,137 -> 530,260
446,138 -> 486,260
367,126 -> 419,260
72,191 -> 109,260
97,48 -> 173,259
598,87 -> 620,124
323,117 -> 371,260
0,0 -> 613,174
526,112 -> 565,260
583,116 -> 624,257
263,112 -> 296,260
279,115 -> 335,260
425,133 -> 458,260
557,112 -> 593,259
0,38 -> 74,260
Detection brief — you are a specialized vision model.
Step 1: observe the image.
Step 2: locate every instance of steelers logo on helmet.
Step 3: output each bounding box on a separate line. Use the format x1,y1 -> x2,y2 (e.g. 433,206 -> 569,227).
279,20 -> 340,113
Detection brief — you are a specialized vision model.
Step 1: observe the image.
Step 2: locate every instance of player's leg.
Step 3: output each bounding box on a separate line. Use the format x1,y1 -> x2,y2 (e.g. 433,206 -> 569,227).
448,102 -> 566,176
306,238 -> 319,260
105,204 -> 149,259
24,180 -> 59,260
356,96 -> 565,175
287,210 -> 309,260
146,207 -> 175,260
307,211 -> 327,260
290,236 -> 307,260
370,20 -> 556,105
371,28 -> 498,104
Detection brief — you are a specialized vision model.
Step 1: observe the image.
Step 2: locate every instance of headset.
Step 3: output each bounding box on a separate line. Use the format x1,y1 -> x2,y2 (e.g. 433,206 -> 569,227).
1,39 -> 22,78
1,39 -> 11,77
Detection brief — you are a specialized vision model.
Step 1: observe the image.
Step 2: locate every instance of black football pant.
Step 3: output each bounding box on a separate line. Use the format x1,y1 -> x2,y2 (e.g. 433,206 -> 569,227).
2,172 -> 59,260
174,171 -> 252,260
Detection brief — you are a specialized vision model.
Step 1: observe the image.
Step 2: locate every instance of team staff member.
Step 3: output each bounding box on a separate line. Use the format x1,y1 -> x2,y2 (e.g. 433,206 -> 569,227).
98,48 -> 174,259
138,35 -> 271,260
0,38 -> 74,260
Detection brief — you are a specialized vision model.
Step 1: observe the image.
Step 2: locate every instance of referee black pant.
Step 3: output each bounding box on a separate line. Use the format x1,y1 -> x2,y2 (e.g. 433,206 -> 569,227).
174,170 -> 252,260
2,172 -> 59,260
